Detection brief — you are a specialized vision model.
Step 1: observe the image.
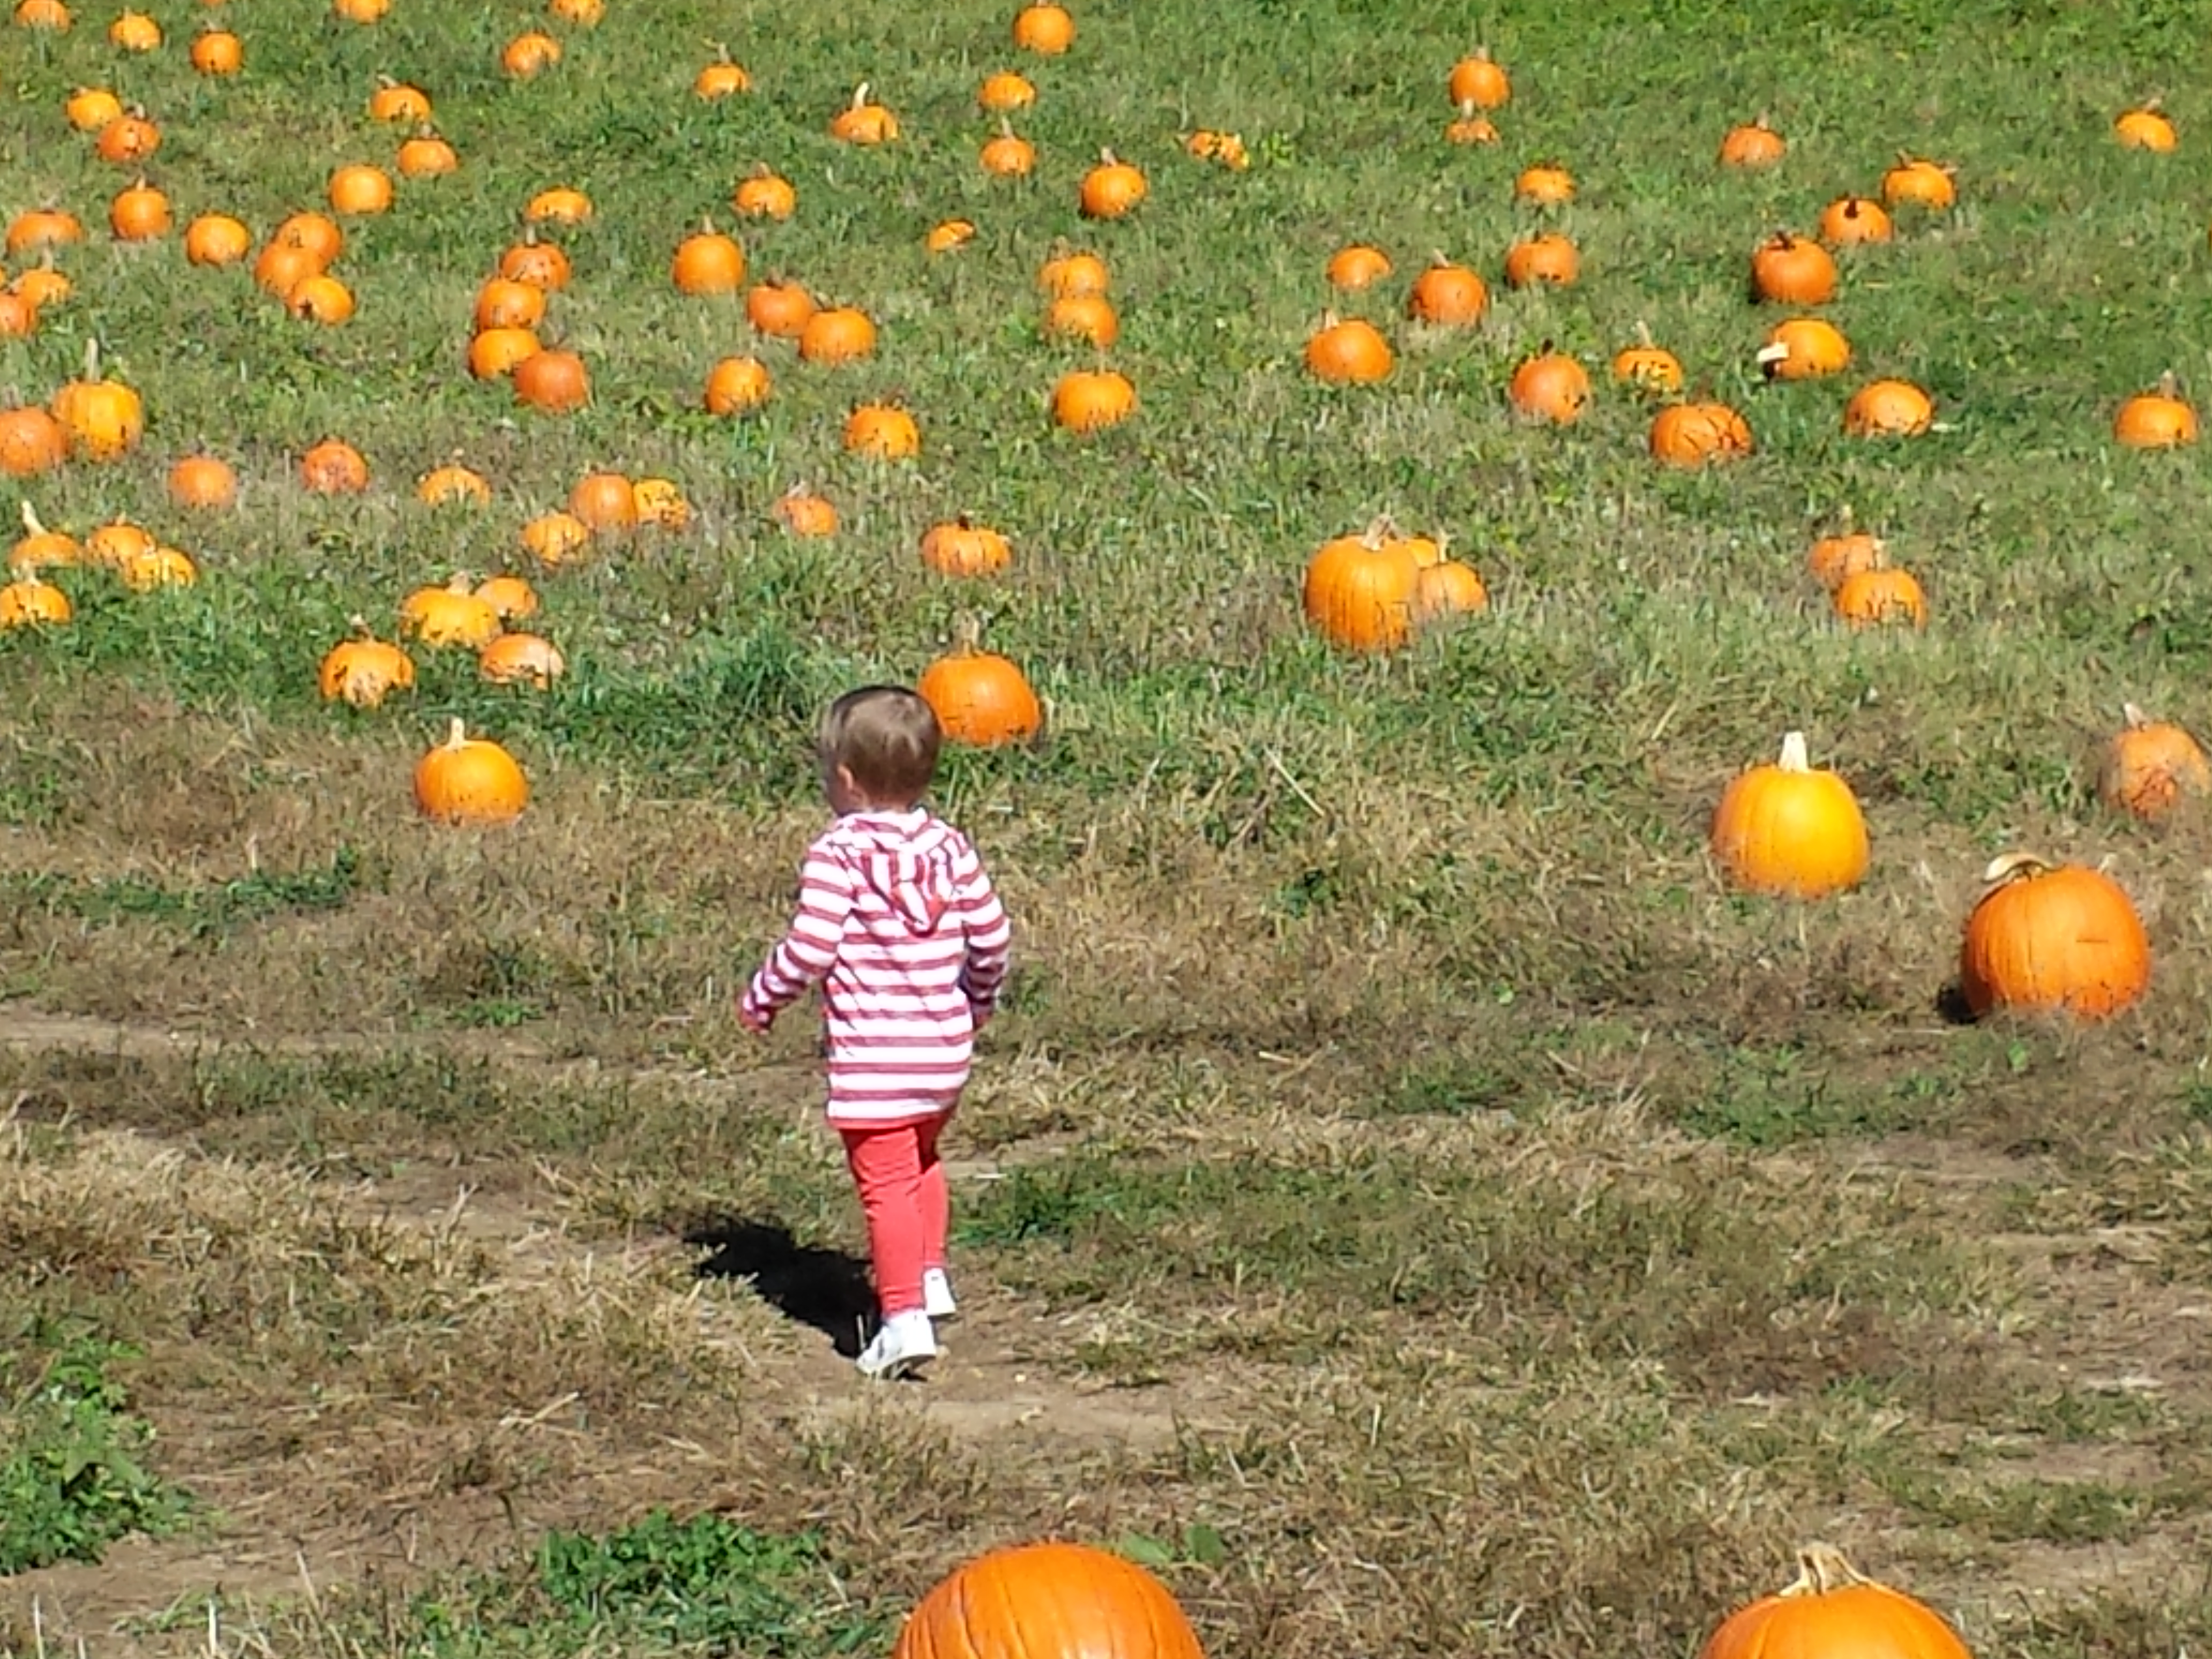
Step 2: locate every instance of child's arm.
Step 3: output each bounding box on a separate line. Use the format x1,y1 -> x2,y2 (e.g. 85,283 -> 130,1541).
739,847 -> 854,1032
953,848 -> 1011,1022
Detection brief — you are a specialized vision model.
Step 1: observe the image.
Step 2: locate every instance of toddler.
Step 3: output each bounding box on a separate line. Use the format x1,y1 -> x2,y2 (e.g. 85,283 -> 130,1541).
739,685 -> 1011,1380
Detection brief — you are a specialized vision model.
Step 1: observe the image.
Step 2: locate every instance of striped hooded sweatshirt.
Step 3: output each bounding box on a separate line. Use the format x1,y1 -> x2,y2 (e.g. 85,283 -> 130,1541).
741,808 -> 1010,1126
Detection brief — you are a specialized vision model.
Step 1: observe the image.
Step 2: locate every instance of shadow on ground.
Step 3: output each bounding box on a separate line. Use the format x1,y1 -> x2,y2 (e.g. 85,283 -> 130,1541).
685,1217 -> 875,1358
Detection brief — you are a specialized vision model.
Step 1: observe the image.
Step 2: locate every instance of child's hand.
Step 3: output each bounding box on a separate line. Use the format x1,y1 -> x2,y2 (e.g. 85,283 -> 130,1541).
969,999 -> 993,1030
738,1000 -> 773,1035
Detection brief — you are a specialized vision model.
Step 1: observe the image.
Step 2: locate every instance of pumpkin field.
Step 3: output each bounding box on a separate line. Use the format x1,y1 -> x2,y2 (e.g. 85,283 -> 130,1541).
6,0 -> 2212,1651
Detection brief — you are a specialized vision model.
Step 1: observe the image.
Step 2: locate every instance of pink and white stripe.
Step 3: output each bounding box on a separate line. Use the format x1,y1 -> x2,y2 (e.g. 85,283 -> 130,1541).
742,808 -> 1010,1126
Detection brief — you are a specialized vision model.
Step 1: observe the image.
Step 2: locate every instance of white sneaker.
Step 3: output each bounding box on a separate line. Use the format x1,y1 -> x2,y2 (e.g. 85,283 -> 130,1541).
922,1268 -> 959,1321
855,1312 -> 936,1380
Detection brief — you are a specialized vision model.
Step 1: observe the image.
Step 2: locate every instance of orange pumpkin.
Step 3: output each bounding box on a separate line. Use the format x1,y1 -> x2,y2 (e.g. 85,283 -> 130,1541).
1832,563 -> 1928,629
324,161 -> 398,212
0,577 -> 71,627
475,277 -> 547,332
473,573 -> 539,619
1819,195 -> 1894,246
502,31 -> 561,76
745,278 -> 816,338
1508,350 -> 1590,424
184,213 -> 252,266
2114,101 -> 2176,152
396,129 -> 460,177
107,9 -> 158,48
1406,256 -> 1488,326
414,719 -> 529,826
254,241 -> 324,299
798,305 -> 877,365
1303,518 -> 1421,653
512,348 -> 591,413
920,517 -> 1012,577
1038,247 -> 1108,298
1611,326 -> 1683,394
479,632 -> 565,689
829,83 -> 898,144
632,478 -> 691,530
1718,115 -> 1786,168
694,44 -> 750,99
1649,402 -> 1752,466
846,403 -> 920,458
0,293 -> 35,340
1960,856 -> 2151,1020
569,471 -> 638,531
894,1549 -> 1201,1659
300,438 -> 369,494
400,573 -> 502,648
1750,232 -> 1836,304
9,503 -> 77,576
521,511 -> 592,565
50,340 -> 144,461
13,0 -> 71,30
1843,379 -> 1934,437
1326,245 -> 1393,290
978,70 -> 1035,110
1304,312 -> 1394,384
734,164 -> 797,220
1011,2 -> 1074,54
1079,151 -> 1147,219
318,617 -> 416,708
1052,369 -> 1137,432
981,122 -> 1036,177
1411,559 -> 1488,628
1882,154 -> 1956,209
286,273 -> 356,325
167,454 -> 238,510
1709,732 -> 1869,899
1444,101 -> 1499,145
924,219 -> 976,256
190,27 -> 241,73
500,231 -> 571,289
1758,317 -> 1851,380
369,78 -> 432,123
1446,49 -> 1509,109
272,211 -> 344,267
916,622 -> 1042,748
1503,232 -> 1578,287
704,355 -> 774,415
65,87 -> 122,132
2099,703 -> 2210,821
419,463 -> 492,506
526,187 -> 592,225
2114,374 -> 2199,447
9,258 -> 68,311
469,326 -> 543,379
774,485 -> 838,537
1805,517 -> 1885,592
6,209 -> 83,254
674,221 -> 746,294
1700,1548 -> 1970,1659
95,111 -> 162,166
117,544 -> 196,593
1042,294 -> 1118,347
109,178 -> 171,241
1513,163 -> 1575,205
0,402 -> 66,477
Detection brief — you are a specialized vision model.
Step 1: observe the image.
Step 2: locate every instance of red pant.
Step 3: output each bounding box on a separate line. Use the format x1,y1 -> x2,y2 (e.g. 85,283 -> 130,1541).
839,1114 -> 950,1317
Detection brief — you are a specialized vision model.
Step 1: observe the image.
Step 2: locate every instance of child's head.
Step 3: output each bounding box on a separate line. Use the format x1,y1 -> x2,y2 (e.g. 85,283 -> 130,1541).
818,685 -> 943,811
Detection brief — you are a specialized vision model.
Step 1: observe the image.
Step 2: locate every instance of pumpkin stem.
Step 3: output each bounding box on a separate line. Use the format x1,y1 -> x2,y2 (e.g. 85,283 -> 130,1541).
445,716 -> 468,750
1099,147 -> 1119,165
2156,370 -> 2180,399
2123,701 -> 2151,729
1776,731 -> 1812,772
1754,342 -> 1791,368
1981,851 -> 2052,887
1781,1544 -> 1871,1598
851,81 -> 872,109
1456,97 -> 1477,120
19,502 -> 44,535
446,571 -> 474,593
1361,513 -> 1399,548
948,611 -> 983,655
1633,319 -> 1655,347
347,612 -> 372,638
81,338 -> 101,382
707,40 -> 730,62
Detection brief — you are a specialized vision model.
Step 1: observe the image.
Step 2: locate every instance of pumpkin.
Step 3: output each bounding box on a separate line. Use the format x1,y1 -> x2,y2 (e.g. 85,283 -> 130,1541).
502,31 -> 561,76
1960,855 -> 2150,1020
1611,325 -> 1683,393
1304,312 -> 1394,384
846,403 -> 921,458
1052,369 -> 1137,433
65,87 -> 122,132
479,632 -> 565,689
414,719 -> 528,826
569,472 -> 638,530
746,278 -> 817,338
799,306 -> 878,365
1508,349 -> 1591,424
1843,379 -> 1934,437
674,221 -> 746,294
1700,1547 -> 1971,1659
474,573 -> 539,618
1445,101 -> 1499,145
500,231 -> 571,290
1718,114 -> 1786,168
107,9 -> 158,47
0,577 -> 70,627
1881,154 -> 1956,209
1819,195 -> 1894,246
1832,563 -> 1928,629
978,70 -> 1036,111
168,454 -> 237,509
1038,247 -> 1108,297
1012,2 -> 1074,54
184,213 -> 251,266
6,210 -> 83,254
400,573 -> 503,648
286,273 -> 357,325
1750,232 -> 1835,304
1446,48 -> 1509,109
10,258 -> 68,311
917,621 -> 1042,748
982,122 -> 1036,177
272,210 -> 343,266
1709,732 -> 1869,899
118,545 -> 196,592
469,327 -> 543,379
0,293 -> 34,339
190,28 -> 241,73
51,341 -> 143,461
318,617 -> 415,707
774,484 -> 838,536
829,83 -> 898,144
1649,402 -> 1754,467
1406,256 -> 1488,326
397,130 -> 460,177
1079,151 -> 1147,219
1757,317 -> 1851,380
2114,374 -> 2198,447
1411,559 -> 1488,627
1806,517 -> 1884,592
83,520 -> 153,569
520,511 -> 591,565
1042,293 -> 1118,347
9,504 -> 77,575
329,164 -> 394,215
254,241 -> 323,298
1326,245 -> 1393,290
526,187 -> 592,225
1303,517 -> 1421,653
300,437 -> 370,494
694,44 -> 750,99
893,1546 -> 1203,1659
920,517 -> 1013,577
95,111 -> 161,165
1503,232 -> 1578,287
370,78 -> 432,123
2114,101 -> 2176,152
476,277 -> 547,331
632,478 -> 691,529
332,0 -> 388,20
2099,703 -> 2210,821
704,355 -> 774,414
513,349 -> 591,413
735,165 -> 797,220
1514,164 -> 1575,205
108,179 -> 170,241
925,220 -> 977,255
419,463 -> 492,506
548,0 -> 602,24
13,0 -> 70,28
0,403 -> 65,477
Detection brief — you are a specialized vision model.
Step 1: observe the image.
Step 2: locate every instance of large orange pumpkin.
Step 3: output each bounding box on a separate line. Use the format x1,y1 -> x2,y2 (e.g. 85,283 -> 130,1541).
1700,1548 -> 1970,1659
1709,732 -> 1870,899
414,718 -> 529,825
916,624 -> 1042,748
1960,855 -> 2151,1020
2098,703 -> 2210,821
1649,402 -> 1753,466
1304,313 -> 1393,384
1750,232 -> 1836,304
893,1542 -> 1204,1659
1303,518 -> 1421,653
50,340 -> 143,461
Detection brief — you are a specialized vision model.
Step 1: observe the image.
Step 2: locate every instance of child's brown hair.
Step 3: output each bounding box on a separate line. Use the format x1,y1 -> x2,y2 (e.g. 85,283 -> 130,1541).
819,686 -> 943,805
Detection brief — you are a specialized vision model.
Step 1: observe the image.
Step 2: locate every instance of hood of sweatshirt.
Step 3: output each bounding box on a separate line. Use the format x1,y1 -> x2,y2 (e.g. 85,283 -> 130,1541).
841,811 -> 959,935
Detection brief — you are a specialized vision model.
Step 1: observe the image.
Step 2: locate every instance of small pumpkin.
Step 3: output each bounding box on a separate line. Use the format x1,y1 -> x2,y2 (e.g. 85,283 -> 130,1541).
1960,855 -> 2150,1020
512,348 -> 591,414
2114,101 -> 2176,152
1406,256 -> 1487,326
925,220 -> 976,255
704,354 -> 774,415
1649,401 -> 1754,467
65,87 -> 121,131
1052,369 -> 1137,432
479,632 -> 564,689
1832,561 -> 1928,630
469,326 -> 543,379
1709,731 -> 1870,899
13,0 -> 71,30
694,44 -> 750,99
1326,245 -> 1393,291
734,164 -> 797,220
414,718 -> 529,826
673,220 -> 746,294
9,503 -> 77,575
798,305 -> 877,365
107,9 -> 158,48
400,572 -> 502,648
332,0 -> 388,20
329,164 -> 395,216
1038,246 -> 1108,297
1843,379 -> 1934,437
95,110 -> 161,165
300,437 -> 369,494
1507,348 -> 1591,424
548,0 -> 602,24
1444,101 -> 1499,145
921,516 -> 1012,577
569,471 -> 638,531
0,293 -> 34,339
526,186 -> 592,225
829,82 -> 899,144
1611,324 -> 1683,393
632,478 -> 691,529
1805,514 -> 1884,592
117,545 -> 196,592
286,273 -> 357,325
0,577 -> 71,628
0,403 -> 65,477
745,278 -> 816,338
9,258 -> 68,310
318,616 -> 415,707
1011,2 -> 1074,54
1757,317 -> 1851,380
5,209 -> 83,254
500,230 -> 571,289
981,121 -> 1036,177
1446,49 -> 1509,109
168,454 -> 238,509
1042,293 -> 1118,347
1718,114 -> 1786,168
1513,163 -> 1575,205
502,31 -> 561,76
1304,312 -> 1394,384
1303,517 -> 1421,653
190,27 -> 241,73
1882,154 -> 1956,209
419,463 -> 492,506
2114,373 -> 2198,447
50,340 -> 144,461
1503,232 -> 1578,287
1750,232 -> 1836,304
184,213 -> 252,266
1818,195 -> 1893,246
1700,1547 -> 1970,1659
109,178 -> 171,241
369,78 -> 431,123
474,572 -> 539,618
977,70 -> 1035,111
254,241 -> 324,298
1079,150 -> 1147,219
773,484 -> 838,536
2099,703 -> 2210,821
521,510 -> 592,565
271,211 -> 343,266
1411,558 -> 1488,628
917,618 -> 1042,748
396,128 -> 460,177
83,519 -> 153,569
476,276 -> 547,331
845,402 -> 921,459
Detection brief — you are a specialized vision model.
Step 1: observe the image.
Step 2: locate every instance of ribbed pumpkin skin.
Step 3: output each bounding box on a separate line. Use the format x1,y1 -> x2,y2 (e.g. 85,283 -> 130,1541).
1302,531 -> 1420,652
1961,863 -> 2150,1020
893,1543 -> 1205,1659
917,652 -> 1041,748
1709,737 -> 1869,899
1700,1574 -> 1971,1659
